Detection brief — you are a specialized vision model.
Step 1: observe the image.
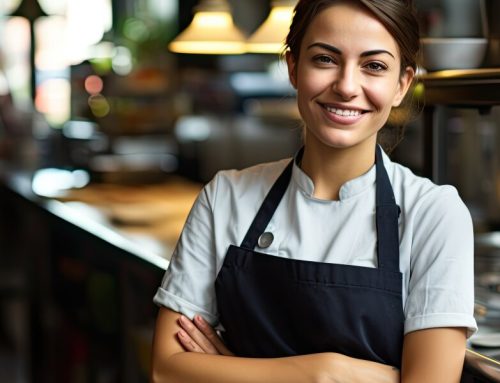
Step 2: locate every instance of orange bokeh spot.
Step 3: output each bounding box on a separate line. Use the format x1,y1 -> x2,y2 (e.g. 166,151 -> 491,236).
84,75 -> 103,95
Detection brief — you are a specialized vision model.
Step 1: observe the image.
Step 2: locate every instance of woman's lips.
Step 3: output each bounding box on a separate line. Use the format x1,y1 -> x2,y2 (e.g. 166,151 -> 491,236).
319,103 -> 369,125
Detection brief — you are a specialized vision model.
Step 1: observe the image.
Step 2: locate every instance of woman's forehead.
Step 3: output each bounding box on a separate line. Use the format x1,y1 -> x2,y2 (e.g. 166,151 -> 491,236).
301,2 -> 399,54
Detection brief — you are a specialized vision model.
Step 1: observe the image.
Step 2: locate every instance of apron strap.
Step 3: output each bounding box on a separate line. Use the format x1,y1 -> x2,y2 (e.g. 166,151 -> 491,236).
375,145 -> 401,271
240,158 -> 294,249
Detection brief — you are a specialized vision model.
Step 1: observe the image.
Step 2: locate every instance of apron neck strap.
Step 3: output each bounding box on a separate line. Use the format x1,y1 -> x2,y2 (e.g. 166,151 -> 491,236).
240,157 -> 294,250
375,145 -> 400,270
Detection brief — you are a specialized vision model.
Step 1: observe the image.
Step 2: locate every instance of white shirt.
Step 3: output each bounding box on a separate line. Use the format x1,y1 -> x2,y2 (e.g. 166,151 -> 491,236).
154,149 -> 477,337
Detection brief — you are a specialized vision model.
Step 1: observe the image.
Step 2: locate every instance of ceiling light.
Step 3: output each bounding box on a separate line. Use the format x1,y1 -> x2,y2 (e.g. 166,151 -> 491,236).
169,0 -> 246,55
246,0 -> 295,54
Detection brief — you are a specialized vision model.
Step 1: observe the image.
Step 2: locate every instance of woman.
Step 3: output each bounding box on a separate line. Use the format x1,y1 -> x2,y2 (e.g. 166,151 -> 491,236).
151,0 -> 477,382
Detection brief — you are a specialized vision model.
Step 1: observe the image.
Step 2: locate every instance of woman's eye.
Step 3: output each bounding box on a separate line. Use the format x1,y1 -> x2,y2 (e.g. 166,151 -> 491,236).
314,55 -> 335,65
365,62 -> 387,72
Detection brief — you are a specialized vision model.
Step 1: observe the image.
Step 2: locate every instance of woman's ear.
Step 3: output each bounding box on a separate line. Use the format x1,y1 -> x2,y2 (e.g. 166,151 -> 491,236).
392,66 -> 415,107
286,51 -> 298,89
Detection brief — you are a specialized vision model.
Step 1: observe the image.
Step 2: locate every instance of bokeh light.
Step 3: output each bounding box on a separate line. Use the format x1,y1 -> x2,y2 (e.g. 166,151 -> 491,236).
88,94 -> 110,117
85,75 -> 104,95
112,46 -> 133,76
35,78 -> 71,125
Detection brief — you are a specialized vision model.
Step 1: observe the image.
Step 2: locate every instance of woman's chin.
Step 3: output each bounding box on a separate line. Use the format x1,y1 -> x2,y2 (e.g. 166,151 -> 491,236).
308,131 -> 370,151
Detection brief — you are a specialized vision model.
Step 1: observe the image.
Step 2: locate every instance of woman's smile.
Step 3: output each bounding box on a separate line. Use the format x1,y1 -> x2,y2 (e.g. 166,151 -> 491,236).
318,102 -> 371,126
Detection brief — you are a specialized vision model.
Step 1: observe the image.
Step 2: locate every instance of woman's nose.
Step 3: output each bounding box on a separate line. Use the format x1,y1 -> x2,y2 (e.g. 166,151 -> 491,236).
332,67 -> 359,100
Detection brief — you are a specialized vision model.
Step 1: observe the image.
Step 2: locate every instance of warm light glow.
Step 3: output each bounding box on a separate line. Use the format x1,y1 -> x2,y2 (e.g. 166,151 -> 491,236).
38,0 -> 67,15
193,11 -> 232,28
84,75 -> 103,95
0,0 -> 21,15
169,9 -> 246,54
65,0 -> 112,64
1,17 -> 31,104
34,78 -> 71,125
246,5 -> 294,54
35,16 -> 67,70
170,41 -> 246,55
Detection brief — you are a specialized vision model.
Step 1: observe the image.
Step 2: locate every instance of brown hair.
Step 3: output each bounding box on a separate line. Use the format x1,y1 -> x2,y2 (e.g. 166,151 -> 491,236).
284,0 -> 421,152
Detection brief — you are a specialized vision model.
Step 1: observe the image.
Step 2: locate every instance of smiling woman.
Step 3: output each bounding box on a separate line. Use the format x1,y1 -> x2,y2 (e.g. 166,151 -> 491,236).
151,1 -> 476,382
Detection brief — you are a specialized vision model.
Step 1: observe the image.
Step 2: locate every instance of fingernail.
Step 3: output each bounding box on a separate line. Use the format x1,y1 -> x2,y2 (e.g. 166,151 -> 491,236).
179,315 -> 187,323
178,330 -> 185,338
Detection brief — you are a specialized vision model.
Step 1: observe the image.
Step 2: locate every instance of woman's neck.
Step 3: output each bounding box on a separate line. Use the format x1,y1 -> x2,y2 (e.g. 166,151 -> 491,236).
300,136 -> 377,201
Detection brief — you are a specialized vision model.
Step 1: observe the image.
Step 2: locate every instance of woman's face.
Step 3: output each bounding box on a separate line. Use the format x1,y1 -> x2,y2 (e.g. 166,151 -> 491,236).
286,1 -> 414,152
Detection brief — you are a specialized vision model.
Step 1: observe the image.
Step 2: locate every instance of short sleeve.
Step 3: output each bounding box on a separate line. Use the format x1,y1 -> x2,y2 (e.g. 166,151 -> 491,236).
404,186 -> 477,337
153,176 -> 219,326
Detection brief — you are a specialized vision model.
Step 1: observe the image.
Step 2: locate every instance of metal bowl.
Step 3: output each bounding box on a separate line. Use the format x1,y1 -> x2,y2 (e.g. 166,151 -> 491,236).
420,38 -> 488,72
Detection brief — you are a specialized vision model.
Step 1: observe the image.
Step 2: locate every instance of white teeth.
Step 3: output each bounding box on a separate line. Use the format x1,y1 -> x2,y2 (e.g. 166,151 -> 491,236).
325,106 -> 362,116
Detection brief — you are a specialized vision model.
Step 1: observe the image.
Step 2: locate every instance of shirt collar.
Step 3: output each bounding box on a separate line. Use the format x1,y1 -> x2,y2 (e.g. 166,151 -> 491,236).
291,145 -> 393,201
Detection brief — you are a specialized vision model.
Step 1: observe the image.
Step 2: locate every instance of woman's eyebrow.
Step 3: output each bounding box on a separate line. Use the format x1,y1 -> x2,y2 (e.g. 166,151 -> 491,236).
307,42 -> 342,54
307,42 -> 395,59
361,49 -> 395,59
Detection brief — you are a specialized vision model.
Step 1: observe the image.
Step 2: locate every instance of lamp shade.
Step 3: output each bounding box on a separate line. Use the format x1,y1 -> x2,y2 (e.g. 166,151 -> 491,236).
246,0 -> 295,54
169,0 -> 246,55
8,0 -> 48,21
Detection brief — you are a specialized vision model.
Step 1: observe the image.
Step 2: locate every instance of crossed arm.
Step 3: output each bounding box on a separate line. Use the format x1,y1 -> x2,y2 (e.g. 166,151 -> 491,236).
150,307 -> 467,383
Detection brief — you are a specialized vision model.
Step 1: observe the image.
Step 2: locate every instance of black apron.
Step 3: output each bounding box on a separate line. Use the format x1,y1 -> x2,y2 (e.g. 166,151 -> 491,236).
215,145 -> 404,367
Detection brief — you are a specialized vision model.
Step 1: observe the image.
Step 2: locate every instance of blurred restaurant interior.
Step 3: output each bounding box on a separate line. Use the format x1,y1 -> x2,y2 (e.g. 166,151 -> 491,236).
1,0 -> 500,382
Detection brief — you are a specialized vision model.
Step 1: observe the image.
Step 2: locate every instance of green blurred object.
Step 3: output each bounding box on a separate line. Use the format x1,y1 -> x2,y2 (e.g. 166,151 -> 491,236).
90,58 -> 113,75
413,82 -> 425,100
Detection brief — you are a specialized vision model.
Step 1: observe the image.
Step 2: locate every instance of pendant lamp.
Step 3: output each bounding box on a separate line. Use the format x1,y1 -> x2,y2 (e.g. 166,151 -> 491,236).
246,0 -> 295,54
169,0 -> 246,55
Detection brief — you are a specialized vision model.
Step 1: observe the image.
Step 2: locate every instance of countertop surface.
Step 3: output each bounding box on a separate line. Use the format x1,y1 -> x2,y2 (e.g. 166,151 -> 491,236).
1,164 -> 201,270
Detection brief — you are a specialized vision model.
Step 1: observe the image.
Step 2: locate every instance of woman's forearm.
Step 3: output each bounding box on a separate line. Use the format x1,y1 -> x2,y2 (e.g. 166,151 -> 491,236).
151,309 -> 400,383
152,351 -> 399,383
153,352 -> 329,383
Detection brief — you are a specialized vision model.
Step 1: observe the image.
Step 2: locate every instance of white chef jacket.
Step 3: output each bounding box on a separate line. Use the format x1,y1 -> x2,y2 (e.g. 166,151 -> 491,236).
154,148 -> 478,337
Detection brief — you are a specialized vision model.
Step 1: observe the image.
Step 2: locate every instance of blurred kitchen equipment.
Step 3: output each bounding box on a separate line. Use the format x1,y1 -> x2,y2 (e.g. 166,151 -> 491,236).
462,349 -> 500,382
420,38 -> 488,71
88,135 -> 178,184
481,0 -> 500,66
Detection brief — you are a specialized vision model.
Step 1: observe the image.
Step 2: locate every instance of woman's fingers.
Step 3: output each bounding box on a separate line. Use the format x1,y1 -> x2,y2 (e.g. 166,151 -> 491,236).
177,315 -> 219,354
177,329 -> 205,353
193,315 -> 234,356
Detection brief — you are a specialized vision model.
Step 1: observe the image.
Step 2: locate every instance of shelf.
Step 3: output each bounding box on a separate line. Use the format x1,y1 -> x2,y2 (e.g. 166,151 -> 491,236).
419,68 -> 500,107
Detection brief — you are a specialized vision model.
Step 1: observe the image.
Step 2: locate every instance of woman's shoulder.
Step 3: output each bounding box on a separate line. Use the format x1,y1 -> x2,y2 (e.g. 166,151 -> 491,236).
389,159 -> 456,197
203,157 -> 292,206
388,160 -> 470,221
216,158 -> 291,185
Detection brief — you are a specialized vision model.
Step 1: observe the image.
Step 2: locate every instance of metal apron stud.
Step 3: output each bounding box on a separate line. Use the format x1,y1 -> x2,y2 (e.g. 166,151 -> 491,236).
257,232 -> 274,248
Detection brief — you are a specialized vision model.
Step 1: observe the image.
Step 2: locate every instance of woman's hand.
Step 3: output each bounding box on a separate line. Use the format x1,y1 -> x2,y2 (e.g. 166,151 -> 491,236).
176,314 -> 234,356
330,353 -> 400,383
